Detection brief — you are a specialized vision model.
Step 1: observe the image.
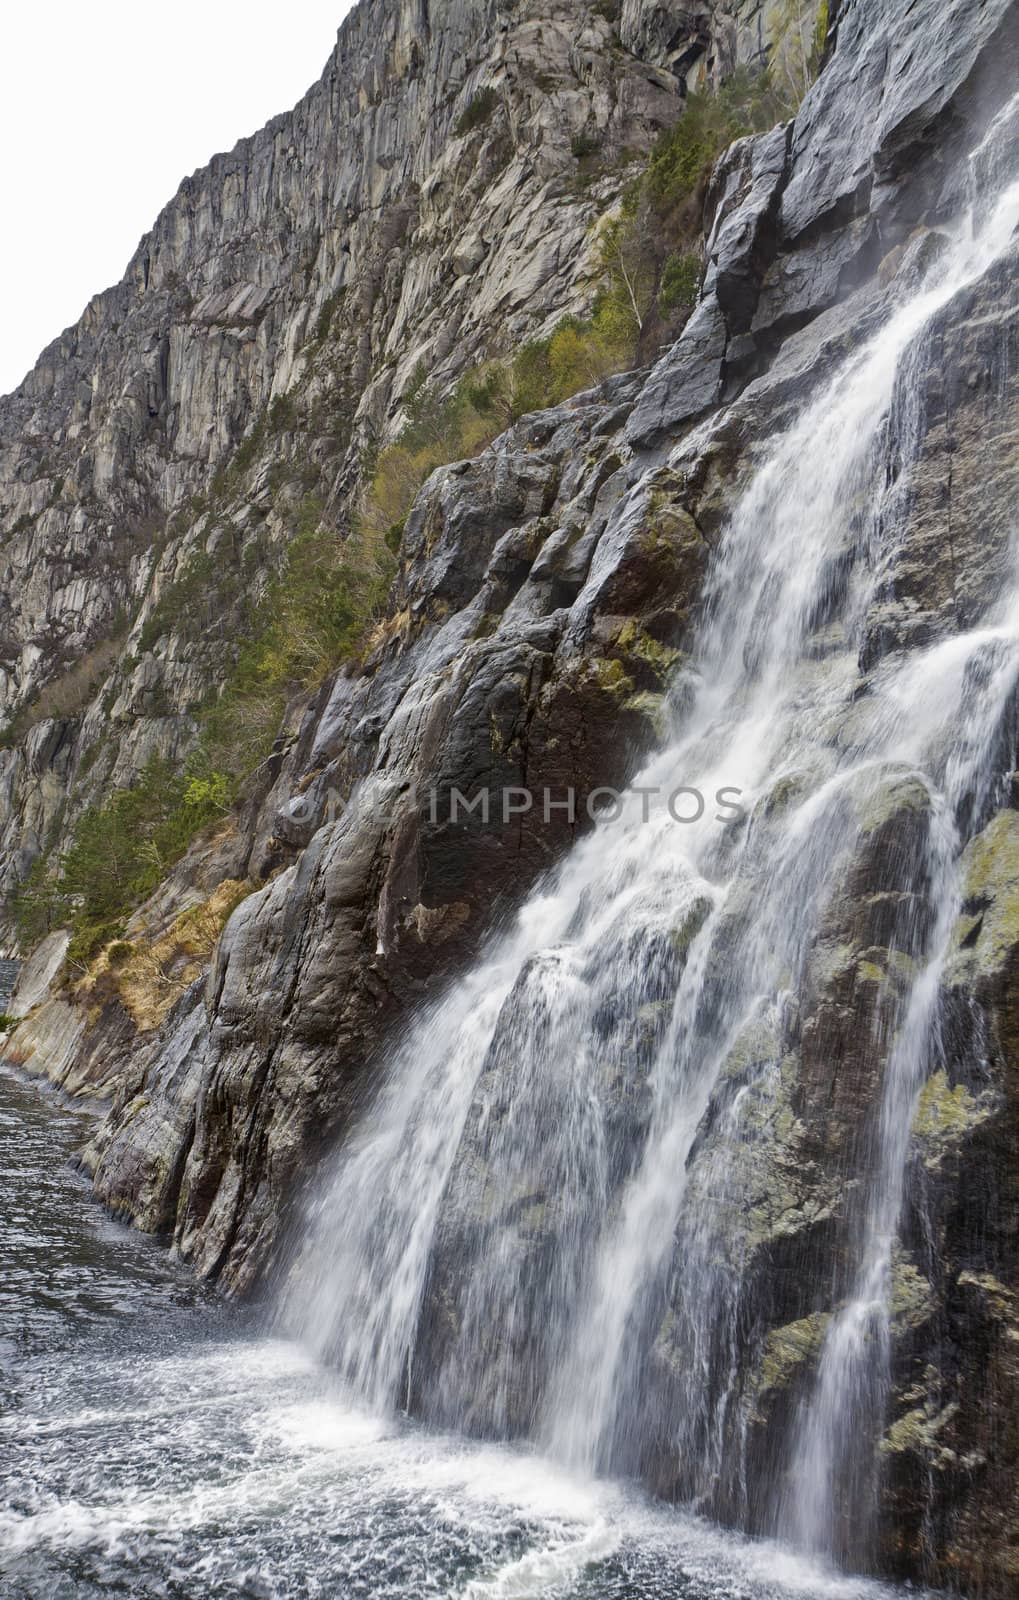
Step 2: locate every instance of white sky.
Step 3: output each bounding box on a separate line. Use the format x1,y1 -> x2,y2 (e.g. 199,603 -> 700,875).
0,1 -> 357,397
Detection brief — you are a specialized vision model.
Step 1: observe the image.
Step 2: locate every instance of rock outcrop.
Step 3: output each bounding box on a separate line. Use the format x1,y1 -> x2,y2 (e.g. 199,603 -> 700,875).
5,0 -> 1019,1593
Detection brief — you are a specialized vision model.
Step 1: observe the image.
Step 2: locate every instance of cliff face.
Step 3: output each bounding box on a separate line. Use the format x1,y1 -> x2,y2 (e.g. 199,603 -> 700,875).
0,0 -> 717,900
5,0 -> 1019,1591
0,0 -> 788,1261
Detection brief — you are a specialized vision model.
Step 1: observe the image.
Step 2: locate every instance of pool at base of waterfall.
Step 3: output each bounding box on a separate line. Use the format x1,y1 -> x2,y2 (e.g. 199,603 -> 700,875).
0,1066 -> 919,1600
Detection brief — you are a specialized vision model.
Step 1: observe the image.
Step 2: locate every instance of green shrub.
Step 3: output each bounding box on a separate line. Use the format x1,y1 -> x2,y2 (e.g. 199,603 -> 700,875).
363,366 -> 513,537
659,249 -> 702,315
138,549 -> 218,653
646,71 -> 790,216
7,754 -> 232,965
771,0 -> 830,106
509,306 -> 638,416
9,857 -> 57,948
382,69 -> 800,448
572,66 -> 797,355
193,495 -> 397,784
455,87 -> 498,136
268,393 -> 297,433
571,131 -> 601,160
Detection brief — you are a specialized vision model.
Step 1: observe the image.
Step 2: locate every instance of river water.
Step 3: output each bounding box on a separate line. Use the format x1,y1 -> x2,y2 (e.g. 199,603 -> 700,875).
0,1065 -> 915,1600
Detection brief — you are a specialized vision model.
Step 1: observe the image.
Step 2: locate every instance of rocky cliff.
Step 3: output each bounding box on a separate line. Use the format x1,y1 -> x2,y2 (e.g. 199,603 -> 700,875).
4,0 -> 1019,1592
0,0 -> 791,1265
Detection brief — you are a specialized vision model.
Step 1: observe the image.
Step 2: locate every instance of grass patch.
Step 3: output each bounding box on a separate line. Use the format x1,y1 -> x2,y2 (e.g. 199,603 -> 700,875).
194,493 -> 397,783
78,878 -> 252,1032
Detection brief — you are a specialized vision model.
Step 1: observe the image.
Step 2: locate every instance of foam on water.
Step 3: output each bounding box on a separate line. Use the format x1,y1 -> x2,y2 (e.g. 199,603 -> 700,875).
0,1068 -> 925,1598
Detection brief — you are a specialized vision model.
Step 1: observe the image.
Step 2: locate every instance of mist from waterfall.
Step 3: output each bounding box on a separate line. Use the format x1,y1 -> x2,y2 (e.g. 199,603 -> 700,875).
284,90 -> 1019,1572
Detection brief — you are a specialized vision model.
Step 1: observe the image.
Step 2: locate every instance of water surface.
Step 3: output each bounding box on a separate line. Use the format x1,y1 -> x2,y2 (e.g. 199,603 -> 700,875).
0,1066 -> 916,1600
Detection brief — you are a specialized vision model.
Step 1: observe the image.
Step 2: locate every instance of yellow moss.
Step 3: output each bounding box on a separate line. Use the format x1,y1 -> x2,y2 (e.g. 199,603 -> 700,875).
884,946 -> 918,986
622,690 -> 669,738
856,959 -> 888,986
912,1069 -> 994,1168
638,505 -> 701,559
881,1400 -> 958,1462
952,810 -> 1019,976
613,618 -> 681,672
589,657 -> 635,697
752,1312 -> 829,1416
890,1253 -> 934,1332
957,1270 -> 1018,1322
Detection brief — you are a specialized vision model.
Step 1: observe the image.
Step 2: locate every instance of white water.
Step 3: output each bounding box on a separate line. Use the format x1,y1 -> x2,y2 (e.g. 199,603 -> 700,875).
285,94 -> 1019,1573
1,1064 -> 906,1600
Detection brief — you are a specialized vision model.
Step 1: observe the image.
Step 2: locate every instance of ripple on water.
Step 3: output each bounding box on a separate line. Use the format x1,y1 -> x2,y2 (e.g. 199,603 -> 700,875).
0,1070 -> 931,1600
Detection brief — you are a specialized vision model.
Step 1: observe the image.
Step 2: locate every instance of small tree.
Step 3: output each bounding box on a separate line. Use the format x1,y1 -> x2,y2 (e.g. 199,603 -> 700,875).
772,0 -> 829,107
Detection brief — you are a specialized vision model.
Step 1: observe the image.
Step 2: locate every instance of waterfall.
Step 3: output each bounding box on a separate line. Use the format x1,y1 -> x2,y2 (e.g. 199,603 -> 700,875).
285,91 -> 1019,1568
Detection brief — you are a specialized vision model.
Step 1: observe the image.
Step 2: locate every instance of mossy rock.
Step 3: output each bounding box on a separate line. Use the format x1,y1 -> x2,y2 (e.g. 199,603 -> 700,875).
853,770 -> 931,836
669,896 -> 712,959
911,1069 -> 995,1169
881,1397 -> 959,1466
717,1013 -> 782,1086
890,1252 -> 935,1333
613,618 -> 682,674
949,809 -> 1019,981
751,1312 -> 830,1417
761,771 -> 810,819
588,657 -> 635,699
622,689 -> 669,739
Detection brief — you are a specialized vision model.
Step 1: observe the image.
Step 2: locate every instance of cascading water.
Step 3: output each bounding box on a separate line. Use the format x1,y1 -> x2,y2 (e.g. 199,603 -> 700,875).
286,90 -> 1019,1575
